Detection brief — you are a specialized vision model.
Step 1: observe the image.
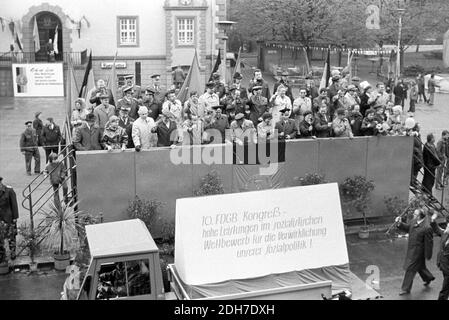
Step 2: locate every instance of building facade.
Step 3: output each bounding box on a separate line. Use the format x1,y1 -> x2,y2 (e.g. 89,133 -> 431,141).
0,0 -> 227,96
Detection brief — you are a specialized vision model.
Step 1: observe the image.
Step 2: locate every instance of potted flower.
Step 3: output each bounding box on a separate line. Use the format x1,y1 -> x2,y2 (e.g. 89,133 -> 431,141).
194,171 -> 225,196
0,221 -> 9,275
340,176 -> 375,239
18,223 -> 40,272
41,201 -> 84,271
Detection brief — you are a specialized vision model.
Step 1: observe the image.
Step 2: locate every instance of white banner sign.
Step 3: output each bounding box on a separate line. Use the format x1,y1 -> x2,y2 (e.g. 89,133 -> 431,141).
12,63 -> 64,97
175,183 -> 349,285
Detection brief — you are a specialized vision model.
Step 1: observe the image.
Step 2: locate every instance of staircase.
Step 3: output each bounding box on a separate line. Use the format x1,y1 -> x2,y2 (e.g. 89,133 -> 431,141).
18,144 -> 77,256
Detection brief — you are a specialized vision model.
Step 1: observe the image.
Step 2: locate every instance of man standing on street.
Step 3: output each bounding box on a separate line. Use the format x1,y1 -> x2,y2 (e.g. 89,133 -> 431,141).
41,117 -> 62,164
0,177 -> 19,260
430,210 -> 449,300
428,74 -> 439,106
20,121 -> 41,176
395,208 -> 435,295
422,133 -> 442,196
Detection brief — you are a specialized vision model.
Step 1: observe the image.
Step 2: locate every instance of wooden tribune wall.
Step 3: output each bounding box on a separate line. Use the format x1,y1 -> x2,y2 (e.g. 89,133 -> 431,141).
77,136 -> 413,232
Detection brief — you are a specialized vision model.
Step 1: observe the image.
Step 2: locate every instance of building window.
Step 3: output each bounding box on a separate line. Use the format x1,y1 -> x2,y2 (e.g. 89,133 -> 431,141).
177,18 -> 195,46
117,16 -> 139,47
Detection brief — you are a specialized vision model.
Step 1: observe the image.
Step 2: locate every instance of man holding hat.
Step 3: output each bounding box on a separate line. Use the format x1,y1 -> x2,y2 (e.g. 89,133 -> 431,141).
232,72 -> 248,103
229,113 -> 257,145
132,106 -> 157,151
275,107 -> 297,140
273,71 -> 293,103
0,177 -> 19,260
20,121 -> 41,175
248,85 -> 268,127
199,82 -> 220,115
117,86 -> 139,120
94,93 -> 116,129
41,117 -> 62,164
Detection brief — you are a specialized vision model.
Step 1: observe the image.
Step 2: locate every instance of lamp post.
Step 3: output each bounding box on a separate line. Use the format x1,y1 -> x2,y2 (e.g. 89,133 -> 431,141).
217,20 -> 236,85
396,6 -> 406,84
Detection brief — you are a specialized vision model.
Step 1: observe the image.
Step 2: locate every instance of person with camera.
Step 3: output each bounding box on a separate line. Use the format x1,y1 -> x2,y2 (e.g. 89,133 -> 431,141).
89,79 -> 115,107
395,208 -> 435,296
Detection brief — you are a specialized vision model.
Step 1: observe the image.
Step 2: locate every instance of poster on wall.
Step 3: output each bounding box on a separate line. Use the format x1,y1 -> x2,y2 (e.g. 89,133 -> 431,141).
12,63 -> 64,97
175,183 -> 349,285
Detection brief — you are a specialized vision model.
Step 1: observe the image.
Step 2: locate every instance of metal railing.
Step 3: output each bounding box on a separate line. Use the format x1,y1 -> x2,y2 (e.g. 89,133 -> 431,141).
0,50 -> 88,67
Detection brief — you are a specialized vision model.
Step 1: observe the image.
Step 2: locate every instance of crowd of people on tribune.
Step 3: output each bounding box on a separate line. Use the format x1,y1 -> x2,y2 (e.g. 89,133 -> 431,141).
18,68 -> 446,197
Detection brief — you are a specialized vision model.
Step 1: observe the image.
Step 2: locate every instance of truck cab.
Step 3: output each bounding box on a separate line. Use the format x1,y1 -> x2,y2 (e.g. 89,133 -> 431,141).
76,219 -> 172,300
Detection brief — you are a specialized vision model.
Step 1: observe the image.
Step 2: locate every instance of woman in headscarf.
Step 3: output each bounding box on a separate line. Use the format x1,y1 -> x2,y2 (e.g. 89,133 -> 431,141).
101,116 -> 128,151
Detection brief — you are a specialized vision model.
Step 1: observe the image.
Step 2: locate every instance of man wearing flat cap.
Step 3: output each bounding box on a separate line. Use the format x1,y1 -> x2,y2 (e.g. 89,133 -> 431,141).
73,113 -> 104,151
117,86 -> 139,120
142,87 -> 161,121
41,117 -> 62,164
232,72 -> 248,103
149,74 -> 166,104
248,69 -> 270,100
20,121 -> 41,176
94,92 -> 116,129
118,106 -> 135,149
248,85 -> 269,127
275,107 -> 297,140
228,113 -> 257,145
32,111 -> 43,147
0,177 -> 19,260
273,71 -> 293,103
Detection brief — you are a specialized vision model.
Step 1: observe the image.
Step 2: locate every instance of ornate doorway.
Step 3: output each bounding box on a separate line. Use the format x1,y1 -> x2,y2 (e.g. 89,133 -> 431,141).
34,12 -> 63,62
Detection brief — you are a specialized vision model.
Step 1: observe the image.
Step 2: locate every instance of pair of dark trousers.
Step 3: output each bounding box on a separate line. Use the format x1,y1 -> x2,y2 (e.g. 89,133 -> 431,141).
44,146 -> 59,163
439,273 -> 449,300
422,167 -> 436,195
401,266 -> 434,292
52,183 -> 68,207
24,149 -> 40,174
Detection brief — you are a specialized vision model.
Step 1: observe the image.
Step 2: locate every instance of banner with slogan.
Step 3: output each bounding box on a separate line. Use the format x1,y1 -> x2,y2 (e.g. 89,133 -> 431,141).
175,183 -> 349,285
12,63 -> 64,97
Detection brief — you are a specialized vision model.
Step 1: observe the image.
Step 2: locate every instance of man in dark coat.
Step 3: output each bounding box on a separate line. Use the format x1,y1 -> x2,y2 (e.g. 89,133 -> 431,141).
41,117 -> 62,163
275,108 -> 297,140
89,79 -> 115,107
73,113 -> 104,151
151,111 -> 178,147
118,107 -> 135,149
142,88 -> 162,121
116,86 -> 139,120
396,208 -> 435,295
313,104 -> 332,138
20,121 -> 41,175
430,210 -> 449,300
410,128 -> 423,187
422,133 -> 442,196
232,72 -> 248,104
32,111 -> 43,146
393,79 -> 408,109
0,177 -> 19,260
248,69 -> 270,100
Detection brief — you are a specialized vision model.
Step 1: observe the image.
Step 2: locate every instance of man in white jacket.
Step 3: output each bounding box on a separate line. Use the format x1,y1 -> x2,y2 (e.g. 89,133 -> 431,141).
132,106 -> 157,151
